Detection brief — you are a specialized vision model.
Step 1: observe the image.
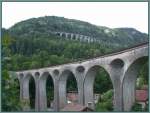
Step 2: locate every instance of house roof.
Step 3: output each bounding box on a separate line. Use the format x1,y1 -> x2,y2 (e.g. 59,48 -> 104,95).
67,93 -> 78,101
61,103 -> 93,111
136,89 -> 148,102
67,92 -> 100,102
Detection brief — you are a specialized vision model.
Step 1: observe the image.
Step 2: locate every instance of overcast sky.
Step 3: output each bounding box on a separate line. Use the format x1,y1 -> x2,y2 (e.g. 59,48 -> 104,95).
2,2 -> 148,33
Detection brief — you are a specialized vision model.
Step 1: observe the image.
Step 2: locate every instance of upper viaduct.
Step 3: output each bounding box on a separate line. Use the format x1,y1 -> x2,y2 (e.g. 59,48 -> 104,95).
54,31 -> 96,43
12,42 -> 148,112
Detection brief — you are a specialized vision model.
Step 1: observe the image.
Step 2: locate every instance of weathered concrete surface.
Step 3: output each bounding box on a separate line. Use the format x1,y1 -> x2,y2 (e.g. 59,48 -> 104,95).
14,43 -> 148,111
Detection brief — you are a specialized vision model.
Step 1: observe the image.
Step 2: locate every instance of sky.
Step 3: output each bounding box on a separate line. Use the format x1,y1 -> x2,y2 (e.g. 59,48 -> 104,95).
2,2 -> 148,33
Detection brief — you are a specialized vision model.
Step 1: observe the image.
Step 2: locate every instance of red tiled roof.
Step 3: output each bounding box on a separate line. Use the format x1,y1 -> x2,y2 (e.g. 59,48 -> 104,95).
136,90 -> 148,102
61,103 -> 92,111
67,93 -> 78,101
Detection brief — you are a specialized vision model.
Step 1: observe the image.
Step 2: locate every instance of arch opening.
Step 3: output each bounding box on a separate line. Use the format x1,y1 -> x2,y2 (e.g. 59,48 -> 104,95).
66,72 -> 78,104
84,65 -> 113,111
29,75 -> 36,110
39,72 -> 54,111
72,35 -> 76,40
123,56 -> 148,111
58,70 -> 78,109
46,75 -> 54,110
56,33 -> 60,36
67,34 -> 71,39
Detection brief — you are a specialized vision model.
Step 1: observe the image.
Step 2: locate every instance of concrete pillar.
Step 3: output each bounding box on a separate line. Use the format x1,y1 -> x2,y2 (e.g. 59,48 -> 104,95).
84,67 -> 98,110
123,63 -> 139,111
19,75 -> 23,102
19,79 -> 24,109
35,77 -> 40,111
83,36 -> 88,42
60,33 -> 63,37
76,74 -> 84,106
21,79 -> 31,111
58,75 -> 67,109
77,83 -> 84,105
91,38 -> 94,42
75,34 -> 80,40
53,79 -> 59,111
70,34 -> 74,40
112,78 -> 123,111
65,33 -> 68,39
35,79 -> 39,111
108,59 -> 125,111
123,76 -> 136,111
110,70 -> 124,111
38,79 -> 47,111
79,35 -> 83,42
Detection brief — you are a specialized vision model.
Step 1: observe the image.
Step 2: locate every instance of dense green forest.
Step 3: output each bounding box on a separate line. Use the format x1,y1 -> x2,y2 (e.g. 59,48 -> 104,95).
1,16 -> 148,111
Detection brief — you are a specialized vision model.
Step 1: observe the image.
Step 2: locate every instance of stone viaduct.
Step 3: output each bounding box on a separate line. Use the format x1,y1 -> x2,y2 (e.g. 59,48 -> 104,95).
12,42 -> 148,112
54,32 -> 99,43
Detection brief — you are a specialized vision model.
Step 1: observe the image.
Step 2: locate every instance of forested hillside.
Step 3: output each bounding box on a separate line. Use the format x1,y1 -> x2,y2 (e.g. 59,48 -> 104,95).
8,16 -> 148,47
2,16 -> 148,111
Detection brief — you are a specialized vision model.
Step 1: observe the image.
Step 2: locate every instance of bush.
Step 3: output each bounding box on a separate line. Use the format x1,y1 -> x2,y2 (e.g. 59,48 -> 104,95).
131,102 -> 148,112
2,70 -> 21,111
95,89 -> 113,111
131,103 -> 143,111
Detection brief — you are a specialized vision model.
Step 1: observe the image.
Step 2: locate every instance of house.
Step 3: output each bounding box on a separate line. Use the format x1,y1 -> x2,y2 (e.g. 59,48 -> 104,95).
67,91 -> 100,104
67,91 -> 78,103
136,89 -> 148,109
61,103 -> 94,112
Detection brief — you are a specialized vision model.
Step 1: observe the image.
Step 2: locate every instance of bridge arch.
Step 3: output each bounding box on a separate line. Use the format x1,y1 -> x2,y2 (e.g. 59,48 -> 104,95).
84,65 -> 113,110
38,71 -> 54,111
67,33 -> 72,39
58,69 -> 78,109
22,73 -> 35,110
122,56 -> 148,111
